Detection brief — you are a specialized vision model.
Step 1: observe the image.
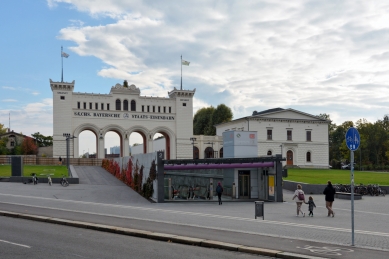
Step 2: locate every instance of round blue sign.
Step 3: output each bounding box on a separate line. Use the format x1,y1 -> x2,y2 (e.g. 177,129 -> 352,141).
345,127 -> 360,151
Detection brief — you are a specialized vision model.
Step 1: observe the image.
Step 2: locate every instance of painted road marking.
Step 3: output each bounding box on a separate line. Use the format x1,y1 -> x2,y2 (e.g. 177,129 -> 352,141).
0,239 -> 31,248
1,199 -> 389,238
297,245 -> 354,256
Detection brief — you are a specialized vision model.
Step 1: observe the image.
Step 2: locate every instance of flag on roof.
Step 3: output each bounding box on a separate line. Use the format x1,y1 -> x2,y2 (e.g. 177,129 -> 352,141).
61,52 -> 69,58
181,60 -> 190,66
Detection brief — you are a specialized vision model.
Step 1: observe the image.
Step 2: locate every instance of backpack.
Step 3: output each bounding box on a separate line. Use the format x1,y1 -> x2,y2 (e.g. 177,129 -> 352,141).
216,185 -> 223,194
298,191 -> 305,201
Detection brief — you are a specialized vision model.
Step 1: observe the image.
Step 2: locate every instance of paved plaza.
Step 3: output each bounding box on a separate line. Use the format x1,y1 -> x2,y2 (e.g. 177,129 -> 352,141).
0,166 -> 388,258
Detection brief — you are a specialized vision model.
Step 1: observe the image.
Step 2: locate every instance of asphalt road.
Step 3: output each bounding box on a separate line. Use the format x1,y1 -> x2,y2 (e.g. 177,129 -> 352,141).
0,216 -> 273,259
1,166 -> 388,259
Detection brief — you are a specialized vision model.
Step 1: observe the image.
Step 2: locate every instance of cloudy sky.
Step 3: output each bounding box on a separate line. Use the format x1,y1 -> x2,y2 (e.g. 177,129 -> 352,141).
1,0 -> 389,154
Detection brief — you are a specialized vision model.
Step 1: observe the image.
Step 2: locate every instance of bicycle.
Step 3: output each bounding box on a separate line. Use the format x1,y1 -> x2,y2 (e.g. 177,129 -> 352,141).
60,175 -> 69,187
40,173 -> 53,186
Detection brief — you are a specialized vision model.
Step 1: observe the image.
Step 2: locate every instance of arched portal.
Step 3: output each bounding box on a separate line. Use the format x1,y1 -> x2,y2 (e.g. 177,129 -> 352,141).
78,130 -> 97,158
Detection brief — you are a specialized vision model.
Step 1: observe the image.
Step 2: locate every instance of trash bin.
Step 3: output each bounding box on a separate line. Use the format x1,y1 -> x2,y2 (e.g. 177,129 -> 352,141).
255,201 -> 264,220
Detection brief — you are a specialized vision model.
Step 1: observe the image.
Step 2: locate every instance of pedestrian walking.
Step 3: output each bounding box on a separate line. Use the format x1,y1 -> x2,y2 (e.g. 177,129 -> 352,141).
216,182 -> 223,205
292,184 -> 306,217
323,180 -> 336,217
306,196 -> 316,217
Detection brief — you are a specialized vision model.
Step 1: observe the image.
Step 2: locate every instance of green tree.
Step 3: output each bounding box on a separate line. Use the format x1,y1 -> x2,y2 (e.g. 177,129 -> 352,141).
0,123 -> 6,134
31,132 -> 53,147
206,104 -> 233,135
193,106 -> 215,135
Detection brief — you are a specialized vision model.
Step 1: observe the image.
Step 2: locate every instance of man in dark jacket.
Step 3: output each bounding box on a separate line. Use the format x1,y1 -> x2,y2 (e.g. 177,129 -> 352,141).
323,180 -> 336,217
216,182 -> 223,205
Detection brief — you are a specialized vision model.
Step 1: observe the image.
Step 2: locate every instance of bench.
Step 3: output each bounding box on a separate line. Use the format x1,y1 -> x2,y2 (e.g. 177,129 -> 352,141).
335,192 -> 362,200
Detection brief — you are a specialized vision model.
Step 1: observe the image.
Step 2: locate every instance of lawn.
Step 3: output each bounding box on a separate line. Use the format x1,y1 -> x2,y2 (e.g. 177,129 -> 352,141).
0,165 -> 68,178
285,168 -> 389,185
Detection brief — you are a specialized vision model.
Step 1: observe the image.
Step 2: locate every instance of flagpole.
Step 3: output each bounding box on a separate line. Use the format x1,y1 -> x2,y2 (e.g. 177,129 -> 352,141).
61,46 -> 64,82
180,55 -> 182,90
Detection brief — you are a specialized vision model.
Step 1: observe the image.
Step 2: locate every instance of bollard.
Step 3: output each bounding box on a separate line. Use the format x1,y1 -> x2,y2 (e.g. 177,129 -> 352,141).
255,201 -> 264,220
232,182 -> 236,199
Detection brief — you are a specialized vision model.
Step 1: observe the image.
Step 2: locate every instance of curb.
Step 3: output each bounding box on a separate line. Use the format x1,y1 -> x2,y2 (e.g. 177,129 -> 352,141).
0,210 -> 326,259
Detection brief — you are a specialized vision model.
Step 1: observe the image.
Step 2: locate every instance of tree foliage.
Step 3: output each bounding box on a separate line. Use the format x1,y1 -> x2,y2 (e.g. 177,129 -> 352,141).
329,115 -> 389,170
193,104 -> 233,135
0,123 -> 7,134
21,137 -> 38,155
31,132 -> 53,147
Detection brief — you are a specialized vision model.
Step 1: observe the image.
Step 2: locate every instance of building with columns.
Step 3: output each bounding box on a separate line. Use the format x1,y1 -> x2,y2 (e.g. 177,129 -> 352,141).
50,79 -> 195,159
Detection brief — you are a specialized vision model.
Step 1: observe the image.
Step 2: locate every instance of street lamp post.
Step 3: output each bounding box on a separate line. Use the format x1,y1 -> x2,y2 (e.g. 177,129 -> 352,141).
63,133 -> 77,173
190,137 -> 197,159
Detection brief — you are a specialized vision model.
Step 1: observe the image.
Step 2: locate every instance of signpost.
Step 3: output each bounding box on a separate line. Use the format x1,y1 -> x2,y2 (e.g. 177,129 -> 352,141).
345,127 -> 360,246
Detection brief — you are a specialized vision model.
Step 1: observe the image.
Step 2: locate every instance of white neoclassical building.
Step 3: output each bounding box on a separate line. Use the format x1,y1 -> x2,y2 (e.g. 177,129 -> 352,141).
214,108 -> 330,168
50,79 -> 195,159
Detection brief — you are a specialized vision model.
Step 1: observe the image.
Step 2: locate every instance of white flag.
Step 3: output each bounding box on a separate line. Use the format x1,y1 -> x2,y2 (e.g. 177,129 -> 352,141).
182,60 -> 190,66
61,51 -> 69,58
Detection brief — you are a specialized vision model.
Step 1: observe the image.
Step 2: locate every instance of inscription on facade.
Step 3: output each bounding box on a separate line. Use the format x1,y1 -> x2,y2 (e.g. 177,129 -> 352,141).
73,112 -> 174,120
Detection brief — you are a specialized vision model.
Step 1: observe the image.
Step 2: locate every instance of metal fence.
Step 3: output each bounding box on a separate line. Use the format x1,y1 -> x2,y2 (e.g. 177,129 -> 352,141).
0,155 -> 103,166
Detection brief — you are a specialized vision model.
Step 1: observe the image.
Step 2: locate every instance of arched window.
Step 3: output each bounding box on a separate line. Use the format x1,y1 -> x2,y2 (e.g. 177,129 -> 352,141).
131,100 -> 136,111
220,147 -> 223,158
204,147 -> 214,158
123,100 -> 128,111
306,152 -> 311,162
116,99 -> 121,111
267,150 -> 272,155
193,146 -> 199,159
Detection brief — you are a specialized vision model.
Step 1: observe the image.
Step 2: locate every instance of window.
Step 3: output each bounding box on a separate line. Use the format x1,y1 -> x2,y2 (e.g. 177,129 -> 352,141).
169,107 -> 171,113
163,106 -> 166,113
77,102 -> 80,109
89,102 -> 92,109
158,106 -> 160,113
287,130 -> 292,140
153,106 -> 155,112
60,96 -> 65,100
95,103 -> 98,110
101,103 -> 104,110
183,103 -> 186,106
267,150 -> 272,155
306,131 -> 311,141
107,104 -> 110,110
147,106 -> 150,112
10,141 -> 15,147
306,152 -> 311,162
131,100 -> 136,111
142,105 -> 144,112
83,102 -> 86,109
123,100 -> 128,111
116,99 -> 121,110
267,129 -> 272,140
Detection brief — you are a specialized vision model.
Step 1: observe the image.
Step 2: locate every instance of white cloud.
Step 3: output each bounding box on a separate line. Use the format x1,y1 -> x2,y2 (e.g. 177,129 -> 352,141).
0,98 -> 53,136
48,0 -> 389,127
2,99 -> 18,102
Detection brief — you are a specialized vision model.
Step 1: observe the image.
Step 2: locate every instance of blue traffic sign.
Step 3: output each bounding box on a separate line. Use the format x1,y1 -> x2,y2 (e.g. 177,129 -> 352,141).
345,127 -> 360,151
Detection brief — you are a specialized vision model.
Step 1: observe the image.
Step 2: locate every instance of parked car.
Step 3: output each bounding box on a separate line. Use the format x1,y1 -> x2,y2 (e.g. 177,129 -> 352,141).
341,163 -> 357,170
